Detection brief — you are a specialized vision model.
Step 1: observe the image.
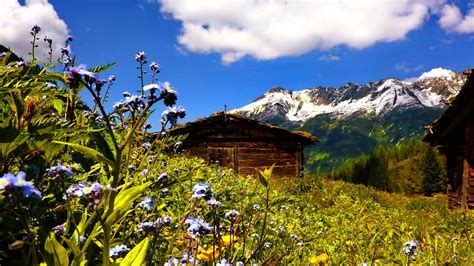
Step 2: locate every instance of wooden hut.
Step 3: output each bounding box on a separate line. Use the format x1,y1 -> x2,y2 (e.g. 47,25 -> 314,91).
170,112 -> 317,177
423,69 -> 474,209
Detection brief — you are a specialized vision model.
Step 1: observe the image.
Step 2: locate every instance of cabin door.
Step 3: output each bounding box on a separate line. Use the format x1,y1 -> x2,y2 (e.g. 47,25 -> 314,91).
208,147 -> 236,170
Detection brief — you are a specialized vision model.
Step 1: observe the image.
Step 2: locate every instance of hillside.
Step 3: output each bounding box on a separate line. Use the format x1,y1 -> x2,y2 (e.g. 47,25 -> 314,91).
232,68 -> 466,172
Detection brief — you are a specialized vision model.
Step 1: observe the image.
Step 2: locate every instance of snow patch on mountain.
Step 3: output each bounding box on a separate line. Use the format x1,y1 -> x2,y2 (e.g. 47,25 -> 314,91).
418,68 -> 454,80
233,68 -> 464,123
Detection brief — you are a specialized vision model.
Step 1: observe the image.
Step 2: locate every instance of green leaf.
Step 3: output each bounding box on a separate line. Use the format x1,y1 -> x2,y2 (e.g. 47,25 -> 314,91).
52,141 -> 114,167
89,63 -> 116,74
120,237 -> 150,266
44,232 -> 69,266
258,170 -> 268,188
53,99 -> 63,114
105,182 -> 151,226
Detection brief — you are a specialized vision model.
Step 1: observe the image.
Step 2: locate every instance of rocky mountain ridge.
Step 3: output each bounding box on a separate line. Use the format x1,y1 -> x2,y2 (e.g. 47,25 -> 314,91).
232,68 -> 466,173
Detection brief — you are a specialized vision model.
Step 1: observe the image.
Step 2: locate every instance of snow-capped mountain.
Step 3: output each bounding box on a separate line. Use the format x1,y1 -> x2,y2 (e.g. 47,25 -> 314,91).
233,68 -> 465,124
232,68 -> 466,173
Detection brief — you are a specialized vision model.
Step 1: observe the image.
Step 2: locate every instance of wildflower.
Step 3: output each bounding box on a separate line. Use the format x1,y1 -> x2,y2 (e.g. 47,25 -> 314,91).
67,35 -> 73,42
192,182 -> 212,200
221,234 -> 238,247
402,240 -> 421,259
150,61 -> 160,71
53,224 -> 65,236
138,196 -> 154,211
206,198 -> 222,209
181,252 -> 196,264
162,106 -> 186,125
290,234 -> 298,239
31,25 -> 41,34
60,47 -> 69,56
0,52 -> 7,57
108,75 -> 116,82
143,122 -> 152,130
156,215 -> 172,226
310,253 -> 329,264
43,36 -> 52,45
251,233 -> 259,239
0,173 -> 14,190
216,258 -> 231,266
253,204 -> 261,210
136,221 -> 158,233
109,244 -> 130,257
155,173 -> 168,183
140,169 -> 148,176
160,82 -> 178,106
84,182 -> 105,208
66,182 -> 105,208
225,209 -> 240,220
45,82 -> 57,89
1,171 -> 42,200
196,246 -> 219,261
278,226 -> 285,232
143,83 -> 161,92
123,91 -> 131,97
62,57 -> 72,67
148,155 -> 156,163
129,165 -> 137,171
164,258 -> 179,266
16,61 -> 28,67
141,142 -> 151,150
47,163 -> 73,179
135,51 -> 146,63
73,235 -> 86,244
66,64 -> 97,87
297,242 -> 304,247
66,182 -> 88,197
264,242 -> 271,248
162,188 -> 170,194
184,217 -> 211,237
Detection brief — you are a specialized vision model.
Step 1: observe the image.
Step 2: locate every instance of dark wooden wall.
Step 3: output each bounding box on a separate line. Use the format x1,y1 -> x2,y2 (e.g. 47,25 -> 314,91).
182,120 -> 306,177
446,120 -> 474,209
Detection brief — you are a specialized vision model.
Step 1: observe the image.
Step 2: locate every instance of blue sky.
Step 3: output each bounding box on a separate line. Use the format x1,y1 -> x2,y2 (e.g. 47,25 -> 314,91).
2,0 -> 474,126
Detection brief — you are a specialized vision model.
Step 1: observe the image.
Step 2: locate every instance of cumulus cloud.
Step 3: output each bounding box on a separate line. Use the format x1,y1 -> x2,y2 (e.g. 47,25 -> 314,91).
418,67 -> 454,80
319,54 -> 340,62
160,0 -> 446,64
0,0 -> 69,62
439,3 -> 474,33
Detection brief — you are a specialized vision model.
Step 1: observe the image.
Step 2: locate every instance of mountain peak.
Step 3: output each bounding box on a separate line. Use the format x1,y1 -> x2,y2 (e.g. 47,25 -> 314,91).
234,70 -> 465,123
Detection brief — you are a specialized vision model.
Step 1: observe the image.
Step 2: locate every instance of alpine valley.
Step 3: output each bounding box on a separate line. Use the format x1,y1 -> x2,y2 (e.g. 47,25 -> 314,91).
232,68 -> 466,173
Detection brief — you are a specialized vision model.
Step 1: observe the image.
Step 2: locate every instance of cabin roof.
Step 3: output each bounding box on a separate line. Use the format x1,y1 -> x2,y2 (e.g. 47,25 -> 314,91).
170,112 -> 318,145
424,69 -> 474,146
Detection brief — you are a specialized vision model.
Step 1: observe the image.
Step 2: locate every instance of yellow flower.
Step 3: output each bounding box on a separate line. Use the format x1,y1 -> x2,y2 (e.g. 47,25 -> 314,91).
309,253 -> 329,264
345,240 -> 354,246
221,234 -> 238,247
196,246 -> 219,261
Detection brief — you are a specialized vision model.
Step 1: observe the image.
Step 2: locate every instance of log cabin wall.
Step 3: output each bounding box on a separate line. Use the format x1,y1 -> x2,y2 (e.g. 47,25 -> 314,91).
172,113 -> 316,178
464,120 -> 474,208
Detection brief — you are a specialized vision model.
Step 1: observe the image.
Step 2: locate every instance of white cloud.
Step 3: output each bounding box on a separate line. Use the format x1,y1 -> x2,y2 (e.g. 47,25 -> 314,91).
319,54 -> 340,62
0,0 -> 69,62
439,4 -> 474,33
418,67 -> 453,80
160,0 -> 446,64
395,63 -> 423,73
